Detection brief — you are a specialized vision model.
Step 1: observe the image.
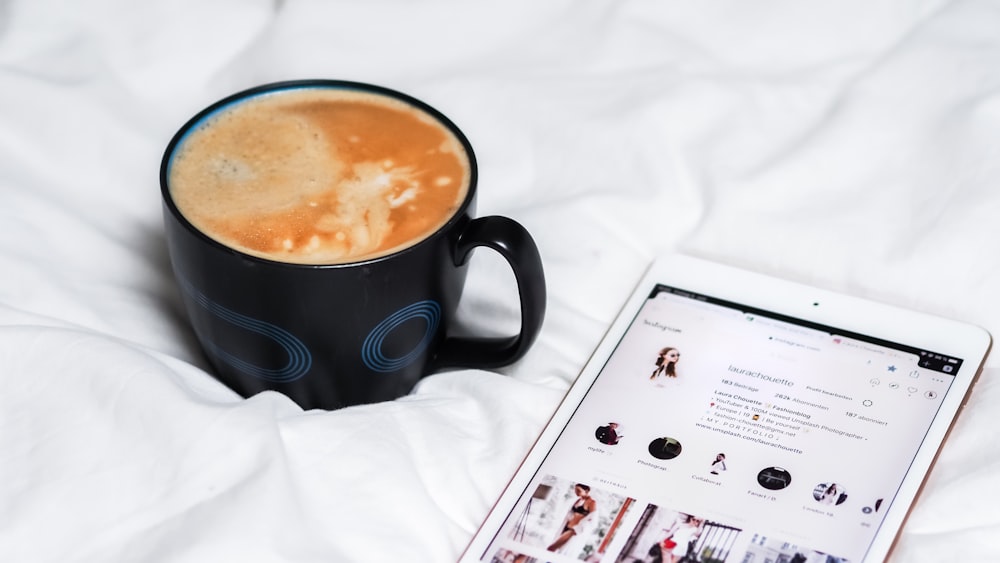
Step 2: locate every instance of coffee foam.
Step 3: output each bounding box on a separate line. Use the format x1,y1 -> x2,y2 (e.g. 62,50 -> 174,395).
168,88 -> 471,264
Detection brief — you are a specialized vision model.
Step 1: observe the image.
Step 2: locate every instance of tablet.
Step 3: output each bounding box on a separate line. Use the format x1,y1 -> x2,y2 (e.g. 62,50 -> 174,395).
460,254 -> 991,563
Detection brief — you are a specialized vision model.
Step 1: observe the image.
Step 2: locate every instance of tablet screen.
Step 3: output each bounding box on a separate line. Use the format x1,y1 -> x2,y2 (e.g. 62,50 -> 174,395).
476,284 -> 964,563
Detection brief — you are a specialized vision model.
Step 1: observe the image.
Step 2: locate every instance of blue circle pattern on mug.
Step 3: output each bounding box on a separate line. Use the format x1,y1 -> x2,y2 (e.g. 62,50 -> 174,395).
362,300 -> 442,373
179,277 -> 313,383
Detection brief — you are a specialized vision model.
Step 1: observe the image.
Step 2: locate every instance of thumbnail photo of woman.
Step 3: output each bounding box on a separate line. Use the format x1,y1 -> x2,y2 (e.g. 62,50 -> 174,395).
615,504 -> 740,563
548,484 -> 598,552
657,515 -> 705,563
649,347 -> 681,381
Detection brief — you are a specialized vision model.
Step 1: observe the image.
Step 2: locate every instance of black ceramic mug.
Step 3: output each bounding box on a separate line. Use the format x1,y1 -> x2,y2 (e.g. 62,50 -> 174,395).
160,80 -> 545,410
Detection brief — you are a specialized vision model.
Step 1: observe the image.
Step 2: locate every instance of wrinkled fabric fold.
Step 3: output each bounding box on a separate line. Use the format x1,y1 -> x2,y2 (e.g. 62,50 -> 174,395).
1,0 -> 999,561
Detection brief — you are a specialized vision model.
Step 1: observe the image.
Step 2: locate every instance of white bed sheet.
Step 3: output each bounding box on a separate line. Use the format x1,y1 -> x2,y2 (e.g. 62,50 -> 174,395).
2,0 -> 999,561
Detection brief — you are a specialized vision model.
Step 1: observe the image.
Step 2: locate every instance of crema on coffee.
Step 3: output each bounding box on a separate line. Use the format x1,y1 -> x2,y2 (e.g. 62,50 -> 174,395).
168,88 -> 471,264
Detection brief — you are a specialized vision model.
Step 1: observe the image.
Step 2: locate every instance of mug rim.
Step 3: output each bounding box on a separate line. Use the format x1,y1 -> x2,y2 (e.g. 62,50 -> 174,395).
159,79 -> 479,269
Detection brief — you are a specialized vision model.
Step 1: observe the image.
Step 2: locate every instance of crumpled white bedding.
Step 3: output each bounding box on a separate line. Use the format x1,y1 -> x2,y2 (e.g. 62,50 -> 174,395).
2,0 -> 999,561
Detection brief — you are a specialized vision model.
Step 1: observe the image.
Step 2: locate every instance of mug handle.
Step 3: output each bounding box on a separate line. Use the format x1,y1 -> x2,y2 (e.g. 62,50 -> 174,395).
433,215 -> 546,369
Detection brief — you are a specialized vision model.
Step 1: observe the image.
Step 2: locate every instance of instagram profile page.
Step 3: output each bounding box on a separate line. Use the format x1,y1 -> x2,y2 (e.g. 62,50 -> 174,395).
480,287 -> 955,563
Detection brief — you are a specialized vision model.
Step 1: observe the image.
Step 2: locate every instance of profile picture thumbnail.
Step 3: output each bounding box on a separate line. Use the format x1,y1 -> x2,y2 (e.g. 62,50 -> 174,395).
649,347 -> 681,381
648,436 -> 682,460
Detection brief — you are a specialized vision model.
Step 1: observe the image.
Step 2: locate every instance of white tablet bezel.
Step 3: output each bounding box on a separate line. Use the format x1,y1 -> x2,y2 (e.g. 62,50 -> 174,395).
460,254 -> 991,562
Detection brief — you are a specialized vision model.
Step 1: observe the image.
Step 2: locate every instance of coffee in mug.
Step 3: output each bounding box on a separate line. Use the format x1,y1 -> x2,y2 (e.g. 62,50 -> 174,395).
168,88 -> 472,265
161,80 -> 546,410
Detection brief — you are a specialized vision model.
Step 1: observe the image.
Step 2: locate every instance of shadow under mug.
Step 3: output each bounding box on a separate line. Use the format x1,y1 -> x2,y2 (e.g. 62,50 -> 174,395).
160,80 -> 546,410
